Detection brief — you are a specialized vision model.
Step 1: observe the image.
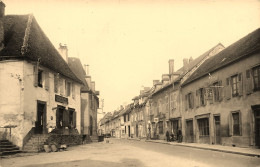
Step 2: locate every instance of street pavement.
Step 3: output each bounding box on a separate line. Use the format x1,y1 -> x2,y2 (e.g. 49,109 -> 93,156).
0,138 -> 260,167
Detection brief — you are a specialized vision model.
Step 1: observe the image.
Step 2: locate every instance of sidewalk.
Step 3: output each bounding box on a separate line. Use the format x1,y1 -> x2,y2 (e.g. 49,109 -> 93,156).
126,138 -> 260,157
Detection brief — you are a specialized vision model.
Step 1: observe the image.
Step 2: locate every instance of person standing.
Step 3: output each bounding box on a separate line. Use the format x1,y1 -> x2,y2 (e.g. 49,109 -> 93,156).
177,129 -> 182,143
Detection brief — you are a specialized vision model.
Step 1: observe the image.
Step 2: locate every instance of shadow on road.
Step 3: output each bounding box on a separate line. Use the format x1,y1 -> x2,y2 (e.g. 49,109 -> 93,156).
23,158 -> 145,167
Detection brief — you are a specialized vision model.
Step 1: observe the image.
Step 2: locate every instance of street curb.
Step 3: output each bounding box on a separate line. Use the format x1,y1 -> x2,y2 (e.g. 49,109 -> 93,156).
144,140 -> 260,157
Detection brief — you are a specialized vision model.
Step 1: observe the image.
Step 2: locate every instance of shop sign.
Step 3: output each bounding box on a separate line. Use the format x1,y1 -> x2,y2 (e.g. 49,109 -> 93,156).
55,94 -> 68,104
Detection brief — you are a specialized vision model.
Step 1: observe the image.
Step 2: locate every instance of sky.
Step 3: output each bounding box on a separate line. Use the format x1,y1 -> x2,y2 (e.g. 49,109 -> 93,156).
4,0 -> 260,113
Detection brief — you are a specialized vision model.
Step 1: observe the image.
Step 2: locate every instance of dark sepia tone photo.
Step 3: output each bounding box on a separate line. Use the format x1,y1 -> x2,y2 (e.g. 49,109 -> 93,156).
0,0 -> 260,166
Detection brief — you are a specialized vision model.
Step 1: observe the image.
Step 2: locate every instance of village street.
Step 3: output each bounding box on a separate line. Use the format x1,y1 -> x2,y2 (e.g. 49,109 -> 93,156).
1,139 -> 260,167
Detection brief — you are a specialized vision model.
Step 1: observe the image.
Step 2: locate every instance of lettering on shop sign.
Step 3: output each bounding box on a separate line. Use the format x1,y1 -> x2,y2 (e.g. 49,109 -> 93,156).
55,94 -> 68,104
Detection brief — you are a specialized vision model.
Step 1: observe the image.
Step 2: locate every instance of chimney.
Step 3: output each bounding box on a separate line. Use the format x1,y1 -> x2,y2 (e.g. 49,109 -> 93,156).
84,64 -> 90,76
168,59 -> 174,74
91,81 -> 95,91
153,80 -> 160,86
189,57 -> 193,63
183,58 -> 189,67
0,1 -> 5,51
58,43 -> 68,63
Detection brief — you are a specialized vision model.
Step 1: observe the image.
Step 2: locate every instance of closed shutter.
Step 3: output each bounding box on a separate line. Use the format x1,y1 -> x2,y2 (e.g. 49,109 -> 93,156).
185,94 -> 188,111
73,111 -> 77,128
33,64 -> 38,87
246,69 -> 253,94
218,80 -> 223,101
238,73 -> 243,96
44,71 -> 49,91
54,74 -> 59,93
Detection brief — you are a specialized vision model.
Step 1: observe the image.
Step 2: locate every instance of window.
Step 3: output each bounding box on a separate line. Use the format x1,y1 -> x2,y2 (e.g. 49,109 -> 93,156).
165,96 -> 169,111
197,118 -> 209,136
65,81 -> 71,97
232,112 -> 240,136
159,121 -> 163,134
38,70 -> 43,87
187,92 -> 194,109
213,81 -> 222,101
124,115 -> 126,122
252,65 -> 260,91
231,74 -> 239,97
199,88 -> 205,106
59,78 -> 64,95
54,74 -> 59,93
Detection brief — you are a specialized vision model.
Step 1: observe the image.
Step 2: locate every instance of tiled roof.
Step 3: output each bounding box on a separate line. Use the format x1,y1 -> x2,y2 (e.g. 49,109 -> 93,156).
182,28 -> 260,87
0,15 -> 82,84
68,57 -> 89,91
151,43 -> 224,96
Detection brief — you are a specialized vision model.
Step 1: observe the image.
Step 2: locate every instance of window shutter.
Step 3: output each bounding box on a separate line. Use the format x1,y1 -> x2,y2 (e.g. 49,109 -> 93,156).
229,113 -> 233,136
218,80 -> 223,101
246,69 -> 253,95
44,71 -> 49,91
54,74 -> 59,93
72,83 -> 75,99
195,90 -> 199,107
191,93 -> 194,109
203,88 -> 207,106
185,94 -> 188,111
73,111 -> 77,128
225,78 -> 231,100
60,78 -> 64,96
33,65 -> 38,87
238,73 -> 243,96
63,109 -> 69,127
239,111 -> 242,136
56,109 -> 60,128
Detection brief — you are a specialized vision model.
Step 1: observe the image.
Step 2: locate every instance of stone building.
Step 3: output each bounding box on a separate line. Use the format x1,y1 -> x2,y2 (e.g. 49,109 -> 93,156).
68,57 -> 100,142
0,3 -> 82,150
181,28 -> 260,148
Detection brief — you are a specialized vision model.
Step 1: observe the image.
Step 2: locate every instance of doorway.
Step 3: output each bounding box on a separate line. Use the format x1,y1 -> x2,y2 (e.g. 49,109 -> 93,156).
128,126 -> 131,137
255,110 -> 260,148
214,115 -> 221,145
35,101 -> 46,134
186,120 -> 194,143
136,125 -> 139,137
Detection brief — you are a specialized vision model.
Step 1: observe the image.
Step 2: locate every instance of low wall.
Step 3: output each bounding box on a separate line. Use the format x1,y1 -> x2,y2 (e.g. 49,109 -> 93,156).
47,134 -> 83,146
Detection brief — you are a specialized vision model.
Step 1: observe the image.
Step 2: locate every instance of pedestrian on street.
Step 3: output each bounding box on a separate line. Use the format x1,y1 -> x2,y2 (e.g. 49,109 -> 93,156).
177,129 -> 182,143
166,130 -> 170,142
170,132 -> 174,142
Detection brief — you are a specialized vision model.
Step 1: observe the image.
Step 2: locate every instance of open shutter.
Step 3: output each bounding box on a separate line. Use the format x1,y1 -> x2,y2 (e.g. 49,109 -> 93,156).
56,109 -> 60,128
246,69 -> 253,95
73,111 -> 77,128
218,80 -> 223,101
203,88 -> 207,106
44,71 -> 49,91
63,109 -> 69,127
185,94 -> 188,111
229,112 -> 233,136
238,73 -> 243,96
195,90 -> 199,107
225,78 -> 231,100
33,64 -> 38,87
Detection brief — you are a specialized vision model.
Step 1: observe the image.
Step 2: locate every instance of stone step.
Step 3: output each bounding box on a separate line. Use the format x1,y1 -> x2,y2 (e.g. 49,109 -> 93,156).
0,149 -> 21,155
0,147 -> 19,152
